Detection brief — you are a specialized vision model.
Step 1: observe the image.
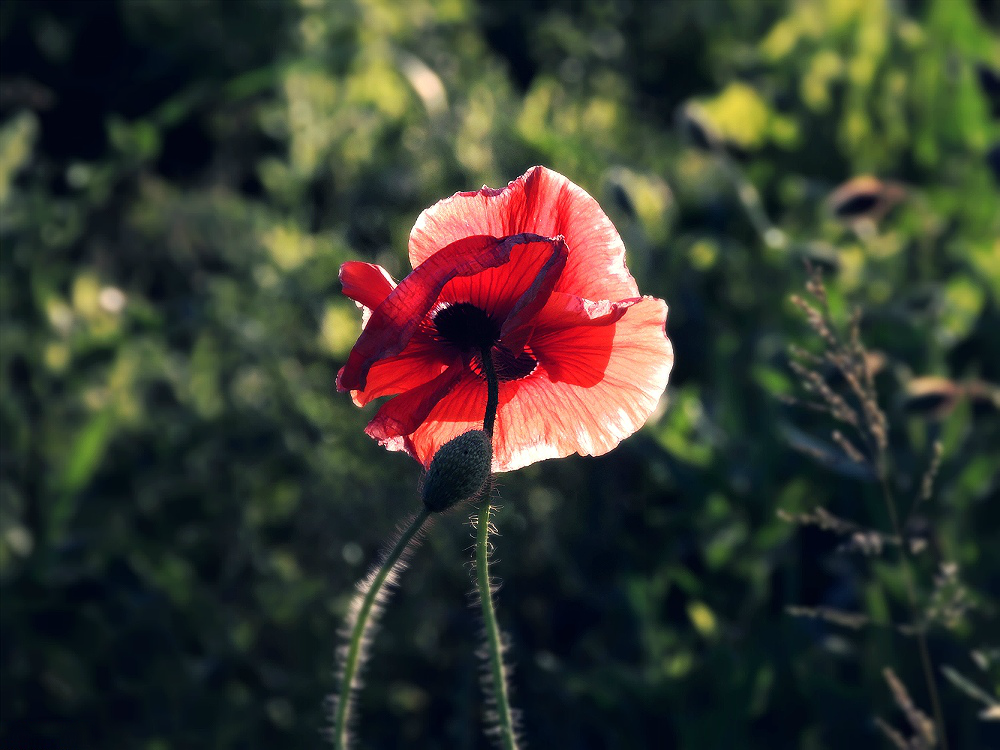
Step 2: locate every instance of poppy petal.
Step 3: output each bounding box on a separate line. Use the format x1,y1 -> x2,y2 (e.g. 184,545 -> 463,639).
409,166 -> 639,301
340,262 -> 396,311
438,237 -> 568,337
377,368 -> 491,468
372,296 -> 672,471
494,296 -> 672,470
346,333 -> 459,407
529,293 -> 635,386
339,232 -> 551,391
340,262 -> 397,329
365,364 -> 467,449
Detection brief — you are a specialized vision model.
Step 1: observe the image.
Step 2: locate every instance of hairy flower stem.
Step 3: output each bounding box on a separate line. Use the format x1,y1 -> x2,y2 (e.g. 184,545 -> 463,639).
477,346 -> 518,750
482,348 -> 498,438
333,507 -> 431,750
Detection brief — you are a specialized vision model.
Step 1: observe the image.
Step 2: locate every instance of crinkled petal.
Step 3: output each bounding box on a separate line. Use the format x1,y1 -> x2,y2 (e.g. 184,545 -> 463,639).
494,296 -> 672,470
438,237 -> 567,340
372,296 -> 673,471
339,232 -> 552,391
409,166 -> 639,301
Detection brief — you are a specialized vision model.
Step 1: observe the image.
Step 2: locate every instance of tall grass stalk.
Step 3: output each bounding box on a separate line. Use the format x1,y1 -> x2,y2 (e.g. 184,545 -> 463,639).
791,270 -> 948,750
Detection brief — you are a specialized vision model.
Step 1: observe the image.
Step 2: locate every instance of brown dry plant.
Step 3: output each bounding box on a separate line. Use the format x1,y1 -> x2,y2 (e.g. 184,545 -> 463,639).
875,667 -> 937,750
784,265 -> 951,750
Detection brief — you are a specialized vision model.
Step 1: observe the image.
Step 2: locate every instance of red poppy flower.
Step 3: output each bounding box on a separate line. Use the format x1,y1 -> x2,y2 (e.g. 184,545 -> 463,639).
337,166 -> 673,472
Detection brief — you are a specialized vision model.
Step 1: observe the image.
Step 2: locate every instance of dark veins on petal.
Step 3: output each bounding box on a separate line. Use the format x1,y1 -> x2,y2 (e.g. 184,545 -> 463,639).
433,302 -> 537,382
474,345 -> 537,382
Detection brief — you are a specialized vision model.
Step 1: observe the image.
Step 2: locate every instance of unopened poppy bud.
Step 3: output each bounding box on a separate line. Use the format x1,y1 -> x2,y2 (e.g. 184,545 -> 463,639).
421,430 -> 492,512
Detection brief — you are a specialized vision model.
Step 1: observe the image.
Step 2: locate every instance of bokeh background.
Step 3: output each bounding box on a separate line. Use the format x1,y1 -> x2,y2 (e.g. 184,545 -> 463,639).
2,0 -> 998,748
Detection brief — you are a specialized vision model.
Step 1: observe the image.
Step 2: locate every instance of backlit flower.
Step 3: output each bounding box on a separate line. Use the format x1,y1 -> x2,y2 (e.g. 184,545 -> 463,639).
337,166 -> 673,472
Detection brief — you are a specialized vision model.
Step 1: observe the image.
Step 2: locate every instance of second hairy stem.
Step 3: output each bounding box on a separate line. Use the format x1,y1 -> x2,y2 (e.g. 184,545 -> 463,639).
476,345 -> 518,750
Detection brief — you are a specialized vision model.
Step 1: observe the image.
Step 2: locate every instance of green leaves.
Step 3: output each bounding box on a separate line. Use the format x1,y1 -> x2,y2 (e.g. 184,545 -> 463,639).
2,0 -> 998,747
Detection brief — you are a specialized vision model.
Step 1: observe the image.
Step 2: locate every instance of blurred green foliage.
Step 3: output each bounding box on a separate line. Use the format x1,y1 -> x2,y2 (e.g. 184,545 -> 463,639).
1,0 -> 998,748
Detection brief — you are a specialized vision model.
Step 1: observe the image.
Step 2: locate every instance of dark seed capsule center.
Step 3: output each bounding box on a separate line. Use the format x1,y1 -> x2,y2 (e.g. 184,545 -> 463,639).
434,303 -> 500,351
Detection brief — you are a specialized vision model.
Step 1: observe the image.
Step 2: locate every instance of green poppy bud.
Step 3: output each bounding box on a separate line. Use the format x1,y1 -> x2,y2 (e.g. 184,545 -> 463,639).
421,430 -> 492,512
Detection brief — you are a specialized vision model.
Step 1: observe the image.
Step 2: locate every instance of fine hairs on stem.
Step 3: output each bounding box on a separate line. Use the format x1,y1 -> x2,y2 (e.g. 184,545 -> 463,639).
330,508 -> 432,750
788,265 -> 948,750
331,344 -> 513,749
475,345 -> 520,750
